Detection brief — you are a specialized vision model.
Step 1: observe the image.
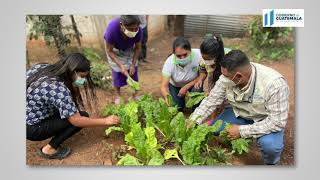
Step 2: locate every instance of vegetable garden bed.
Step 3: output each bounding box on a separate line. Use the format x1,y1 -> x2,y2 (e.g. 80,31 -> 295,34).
102,93 -> 251,166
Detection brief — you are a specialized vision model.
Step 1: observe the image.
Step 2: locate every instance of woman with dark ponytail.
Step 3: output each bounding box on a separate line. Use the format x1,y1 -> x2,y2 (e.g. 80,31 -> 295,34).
26,53 -> 120,159
195,35 -> 230,91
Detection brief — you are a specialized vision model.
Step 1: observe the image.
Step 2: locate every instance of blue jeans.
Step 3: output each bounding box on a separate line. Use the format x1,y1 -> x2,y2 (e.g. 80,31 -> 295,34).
211,107 -> 284,165
168,83 -> 203,110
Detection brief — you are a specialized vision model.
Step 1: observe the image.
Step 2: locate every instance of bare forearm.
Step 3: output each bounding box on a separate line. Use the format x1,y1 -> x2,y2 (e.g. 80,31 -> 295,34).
69,116 -> 106,128
184,78 -> 199,90
161,84 -> 169,98
199,72 -> 207,81
132,46 -> 141,65
107,50 -> 123,67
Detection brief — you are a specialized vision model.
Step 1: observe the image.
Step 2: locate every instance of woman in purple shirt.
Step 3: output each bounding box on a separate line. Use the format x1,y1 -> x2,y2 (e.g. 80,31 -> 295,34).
104,15 -> 142,104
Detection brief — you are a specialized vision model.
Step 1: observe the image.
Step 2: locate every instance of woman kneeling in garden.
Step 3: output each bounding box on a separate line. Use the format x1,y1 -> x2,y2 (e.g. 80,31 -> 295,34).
26,53 -> 120,159
160,36 -> 203,111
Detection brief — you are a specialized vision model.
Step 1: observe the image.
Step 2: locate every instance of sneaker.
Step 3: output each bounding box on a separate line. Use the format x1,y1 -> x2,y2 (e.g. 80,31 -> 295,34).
114,97 -> 120,105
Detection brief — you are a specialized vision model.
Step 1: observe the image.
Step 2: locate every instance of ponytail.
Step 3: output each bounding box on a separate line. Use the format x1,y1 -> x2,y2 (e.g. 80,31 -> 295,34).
212,35 -> 225,82
200,34 -> 225,83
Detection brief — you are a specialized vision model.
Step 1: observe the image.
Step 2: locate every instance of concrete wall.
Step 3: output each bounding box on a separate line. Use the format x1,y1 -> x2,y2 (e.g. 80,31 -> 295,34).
26,15 -> 168,63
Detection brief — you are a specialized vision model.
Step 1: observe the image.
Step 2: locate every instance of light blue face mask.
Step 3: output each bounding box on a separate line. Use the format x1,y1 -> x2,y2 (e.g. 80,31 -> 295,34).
174,53 -> 192,66
74,72 -> 87,86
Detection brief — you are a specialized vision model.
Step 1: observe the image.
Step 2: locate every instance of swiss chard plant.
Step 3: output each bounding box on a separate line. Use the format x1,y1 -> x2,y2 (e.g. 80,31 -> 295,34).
102,94 -> 251,165
219,122 -> 251,155
186,92 -> 207,109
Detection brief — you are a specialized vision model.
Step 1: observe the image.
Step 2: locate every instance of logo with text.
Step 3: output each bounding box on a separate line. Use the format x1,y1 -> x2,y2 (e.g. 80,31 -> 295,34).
263,9 -> 304,27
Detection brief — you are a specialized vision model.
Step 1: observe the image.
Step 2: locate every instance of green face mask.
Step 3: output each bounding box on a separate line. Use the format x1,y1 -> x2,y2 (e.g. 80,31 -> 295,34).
174,52 -> 193,66
74,72 -> 87,87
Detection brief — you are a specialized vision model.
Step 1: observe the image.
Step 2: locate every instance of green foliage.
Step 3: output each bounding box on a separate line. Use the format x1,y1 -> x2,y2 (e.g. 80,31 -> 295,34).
127,76 -> 140,91
124,123 -> 164,165
248,16 -> 293,48
105,126 -> 123,136
117,154 -> 143,166
82,48 -> 112,90
83,47 -> 101,62
167,94 -> 175,107
102,95 -> 251,166
27,15 -> 76,58
164,148 -> 185,165
231,138 -> 251,155
247,16 -> 294,61
181,120 -> 223,165
90,62 -> 112,89
170,112 -> 191,145
219,122 -> 251,155
186,92 -> 206,109
202,145 -> 233,165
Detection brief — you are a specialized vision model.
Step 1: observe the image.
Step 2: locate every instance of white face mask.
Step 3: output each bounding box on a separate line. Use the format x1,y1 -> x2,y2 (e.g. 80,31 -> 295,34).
122,25 -> 138,38
221,74 -> 241,87
204,59 -> 215,66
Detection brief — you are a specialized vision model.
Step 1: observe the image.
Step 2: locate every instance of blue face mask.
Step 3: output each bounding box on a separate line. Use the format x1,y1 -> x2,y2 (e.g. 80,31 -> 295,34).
74,72 -> 87,86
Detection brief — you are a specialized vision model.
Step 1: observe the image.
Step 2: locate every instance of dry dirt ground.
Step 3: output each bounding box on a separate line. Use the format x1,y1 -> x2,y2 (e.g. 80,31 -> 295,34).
26,33 -> 295,166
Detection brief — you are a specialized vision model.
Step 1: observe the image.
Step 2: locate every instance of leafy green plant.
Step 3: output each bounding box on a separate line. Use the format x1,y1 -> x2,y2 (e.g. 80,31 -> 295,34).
83,47 -> 101,62
164,148 -> 185,165
102,95 -> 249,165
202,145 -> 233,165
181,120 -> 223,165
27,15 -> 76,58
186,92 -> 207,108
219,122 -> 251,155
90,62 -> 112,89
82,48 -> 112,90
117,154 -> 143,166
248,16 -> 293,48
124,123 -> 164,165
247,16 -> 294,61
127,76 -> 140,91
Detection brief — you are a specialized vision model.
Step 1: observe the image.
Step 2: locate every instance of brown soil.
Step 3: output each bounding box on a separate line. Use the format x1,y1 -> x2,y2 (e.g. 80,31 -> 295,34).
26,33 -> 294,166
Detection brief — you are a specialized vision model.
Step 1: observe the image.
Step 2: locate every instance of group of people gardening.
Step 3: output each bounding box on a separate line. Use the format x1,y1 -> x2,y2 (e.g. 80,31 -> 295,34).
26,15 -> 289,165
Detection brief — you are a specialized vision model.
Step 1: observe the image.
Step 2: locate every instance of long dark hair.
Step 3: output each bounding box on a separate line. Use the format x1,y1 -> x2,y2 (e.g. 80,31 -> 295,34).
26,53 -> 96,110
200,35 -> 225,83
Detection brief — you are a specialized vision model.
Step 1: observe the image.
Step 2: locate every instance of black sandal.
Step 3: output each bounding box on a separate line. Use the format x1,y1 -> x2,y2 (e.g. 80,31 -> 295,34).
37,146 -> 71,160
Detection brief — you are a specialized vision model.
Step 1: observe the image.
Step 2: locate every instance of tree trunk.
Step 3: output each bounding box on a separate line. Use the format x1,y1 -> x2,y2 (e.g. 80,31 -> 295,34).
70,15 -> 82,47
54,17 -> 66,58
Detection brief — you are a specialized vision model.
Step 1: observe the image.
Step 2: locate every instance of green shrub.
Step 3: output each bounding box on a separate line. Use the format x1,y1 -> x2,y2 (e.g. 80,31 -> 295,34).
247,16 -> 294,61
83,47 -> 112,89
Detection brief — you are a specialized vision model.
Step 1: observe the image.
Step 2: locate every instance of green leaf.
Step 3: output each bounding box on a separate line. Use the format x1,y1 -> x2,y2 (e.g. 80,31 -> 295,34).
164,149 -> 179,160
144,127 -> 157,149
167,94 -> 175,107
186,92 -> 206,108
231,138 -> 251,155
127,76 -> 140,91
117,154 -> 143,166
181,120 -> 223,165
147,149 -> 164,165
105,126 -> 123,136
219,122 -> 251,155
